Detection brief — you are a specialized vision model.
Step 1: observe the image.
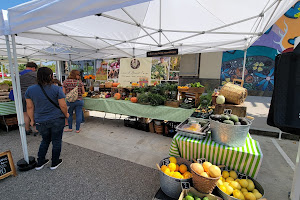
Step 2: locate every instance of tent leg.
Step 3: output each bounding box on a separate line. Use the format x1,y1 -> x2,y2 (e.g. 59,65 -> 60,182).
242,49 -> 247,81
5,35 -> 29,164
1,64 -> 4,81
290,139 -> 300,200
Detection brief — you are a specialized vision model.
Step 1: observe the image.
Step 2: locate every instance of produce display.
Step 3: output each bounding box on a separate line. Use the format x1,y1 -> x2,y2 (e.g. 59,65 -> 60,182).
160,157 -> 193,179
216,95 -> 225,104
190,161 -> 221,179
217,170 -> 263,200
182,122 -> 201,132
183,192 -> 209,200
210,114 -> 249,126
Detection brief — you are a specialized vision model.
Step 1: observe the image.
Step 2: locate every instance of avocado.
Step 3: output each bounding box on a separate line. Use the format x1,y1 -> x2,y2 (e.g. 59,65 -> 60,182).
223,120 -> 234,125
221,114 -> 230,120
187,192 -> 194,197
203,197 -> 209,200
195,197 -> 201,200
240,118 -> 248,125
229,114 -> 239,123
235,121 -> 241,125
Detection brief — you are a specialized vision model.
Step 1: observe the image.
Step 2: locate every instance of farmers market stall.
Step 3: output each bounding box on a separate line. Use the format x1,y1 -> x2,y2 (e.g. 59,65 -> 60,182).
169,132 -> 263,178
84,97 -> 194,122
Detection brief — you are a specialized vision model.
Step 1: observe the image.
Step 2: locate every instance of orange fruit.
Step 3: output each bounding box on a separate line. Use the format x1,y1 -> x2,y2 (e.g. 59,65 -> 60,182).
175,164 -> 179,172
179,164 -> 188,174
169,157 -> 177,164
161,165 -> 168,172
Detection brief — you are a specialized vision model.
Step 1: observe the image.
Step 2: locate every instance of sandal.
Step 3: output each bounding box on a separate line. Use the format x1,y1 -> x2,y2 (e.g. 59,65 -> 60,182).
26,130 -> 32,135
64,129 -> 73,132
76,130 -> 81,133
33,131 -> 39,137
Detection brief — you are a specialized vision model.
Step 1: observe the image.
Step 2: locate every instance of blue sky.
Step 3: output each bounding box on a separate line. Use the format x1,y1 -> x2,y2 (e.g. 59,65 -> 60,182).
1,0 -> 31,10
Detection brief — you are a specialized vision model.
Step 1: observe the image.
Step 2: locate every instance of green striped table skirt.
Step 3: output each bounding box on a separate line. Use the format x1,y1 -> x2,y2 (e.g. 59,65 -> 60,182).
0,101 -> 17,116
169,132 -> 263,178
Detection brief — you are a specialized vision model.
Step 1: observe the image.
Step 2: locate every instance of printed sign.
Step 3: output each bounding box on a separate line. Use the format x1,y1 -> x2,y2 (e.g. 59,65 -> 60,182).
147,49 -> 178,57
0,151 -> 17,180
181,182 -> 191,190
119,58 -> 151,87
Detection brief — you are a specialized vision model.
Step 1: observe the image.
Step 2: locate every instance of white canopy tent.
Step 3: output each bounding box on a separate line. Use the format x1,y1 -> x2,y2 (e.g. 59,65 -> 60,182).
1,1 -> 300,198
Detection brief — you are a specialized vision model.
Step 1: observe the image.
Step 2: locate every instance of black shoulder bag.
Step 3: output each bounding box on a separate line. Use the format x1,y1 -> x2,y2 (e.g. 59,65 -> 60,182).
39,84 -> 66,118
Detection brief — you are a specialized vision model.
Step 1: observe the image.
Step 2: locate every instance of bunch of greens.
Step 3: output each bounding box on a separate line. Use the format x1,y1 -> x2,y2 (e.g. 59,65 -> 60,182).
148,93 -> 166,106
137,93 -> 149,104
198,90 -> 213,108
190,82 -> 204,88
0,80 -> 12,86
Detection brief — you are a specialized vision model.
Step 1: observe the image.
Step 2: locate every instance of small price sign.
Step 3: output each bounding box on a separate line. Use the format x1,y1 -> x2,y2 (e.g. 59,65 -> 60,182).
181,182 -> 190,190
223,109 -> 232,115
162,158 -> 170,166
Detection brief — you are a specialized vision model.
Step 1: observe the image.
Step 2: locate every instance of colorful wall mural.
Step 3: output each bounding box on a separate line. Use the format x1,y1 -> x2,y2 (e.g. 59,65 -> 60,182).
221,1 -> 300,92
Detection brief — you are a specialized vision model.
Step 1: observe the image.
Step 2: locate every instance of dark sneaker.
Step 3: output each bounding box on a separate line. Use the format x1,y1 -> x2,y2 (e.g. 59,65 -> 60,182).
35,159 -> 50,170
26,130 -> 32,135
50,159 -> 63,170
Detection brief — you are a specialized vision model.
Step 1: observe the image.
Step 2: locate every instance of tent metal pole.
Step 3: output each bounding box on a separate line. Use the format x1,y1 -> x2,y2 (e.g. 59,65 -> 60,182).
242,49 -> 247,81
5,35 -> 29,164
159,0 -> 162,45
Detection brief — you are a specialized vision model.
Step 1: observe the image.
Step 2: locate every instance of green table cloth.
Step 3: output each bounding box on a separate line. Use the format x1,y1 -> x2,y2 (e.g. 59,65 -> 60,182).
169,132 -> 263,178
0,101 -> 16,115
84,97 -> 194,122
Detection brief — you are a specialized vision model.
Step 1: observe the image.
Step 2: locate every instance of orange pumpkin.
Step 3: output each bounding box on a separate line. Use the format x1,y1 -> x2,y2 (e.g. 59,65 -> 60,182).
114,93 -> 121,100
112,82 -> 120,87
130,97 -> 138,103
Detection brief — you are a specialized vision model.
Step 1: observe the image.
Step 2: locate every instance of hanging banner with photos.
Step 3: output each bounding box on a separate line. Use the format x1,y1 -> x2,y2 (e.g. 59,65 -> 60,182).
119,58 -> 152,87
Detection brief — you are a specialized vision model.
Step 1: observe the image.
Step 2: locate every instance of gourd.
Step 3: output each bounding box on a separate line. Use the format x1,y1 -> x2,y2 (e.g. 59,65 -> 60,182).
114,93 -> 121,100
130,97 -> 138,103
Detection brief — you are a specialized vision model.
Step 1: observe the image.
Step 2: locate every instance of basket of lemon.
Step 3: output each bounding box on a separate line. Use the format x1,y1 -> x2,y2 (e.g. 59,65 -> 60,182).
158,156 -> 193,199
216,169 -> 264,200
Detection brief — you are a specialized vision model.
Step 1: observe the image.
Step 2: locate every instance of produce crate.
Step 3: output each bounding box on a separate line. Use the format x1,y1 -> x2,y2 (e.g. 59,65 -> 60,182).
124,116 -> 138,128
213,103 -> 247,117
179,187 -> 222,200
188,87 -> 205,93
164,100 -> 180,108
163,121 -> 180,137
179,90 -> 204,107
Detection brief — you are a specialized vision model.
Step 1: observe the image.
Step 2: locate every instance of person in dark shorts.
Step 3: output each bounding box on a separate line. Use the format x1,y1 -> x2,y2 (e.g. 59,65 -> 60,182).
25,67 -> 69,170
20,62 -> 38,135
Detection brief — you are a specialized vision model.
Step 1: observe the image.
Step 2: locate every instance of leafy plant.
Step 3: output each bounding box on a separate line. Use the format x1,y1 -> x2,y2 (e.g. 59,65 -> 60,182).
148,93 -> 166,106
137,93 -> 149,104
190,82 -> 204,88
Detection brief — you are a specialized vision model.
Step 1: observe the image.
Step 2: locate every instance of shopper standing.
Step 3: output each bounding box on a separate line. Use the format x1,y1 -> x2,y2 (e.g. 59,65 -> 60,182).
20,62 -> 39,136
25,67 -> 69,170
63,70 -> 85,133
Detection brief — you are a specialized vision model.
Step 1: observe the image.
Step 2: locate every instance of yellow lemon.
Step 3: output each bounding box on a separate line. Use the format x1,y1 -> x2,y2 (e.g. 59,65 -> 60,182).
244,192 -> 256,200
252,189 -> 259,193
233,189 -> 242,198
164,168 -> 171,176
253,192 -> 262,199
229,171 -> 238,179
169,171 -> 174,177
225,185 -> 234,195
235,179 -> 241,183
222,170 -> 230,179
241,188 -> 248,193
229,181 -> 241,190
168,163 -> 176,172
247,182 -> 255,192
226,177 -> 234,183
223,182 -> 229,186
172,172 -> 182,179
246,179 -> 254,185
217,179 -> 223,186
220,177 -> 226,182
240,179 -> 249,188
161,165 -> 168,172
169,157 -> 177,164
219,185 -> 227,194
179,164 -> 188,174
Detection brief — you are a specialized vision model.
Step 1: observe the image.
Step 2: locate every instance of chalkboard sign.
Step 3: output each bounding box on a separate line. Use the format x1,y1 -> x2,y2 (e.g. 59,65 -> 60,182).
0,151 -> 17,180
181,182 -> 190,190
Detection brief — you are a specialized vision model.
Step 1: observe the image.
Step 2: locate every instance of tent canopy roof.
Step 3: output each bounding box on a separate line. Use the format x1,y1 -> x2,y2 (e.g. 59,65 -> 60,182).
1,0 -> 297,61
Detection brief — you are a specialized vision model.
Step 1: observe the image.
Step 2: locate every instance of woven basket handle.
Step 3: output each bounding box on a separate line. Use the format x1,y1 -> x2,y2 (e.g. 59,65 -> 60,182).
156,163 -> 161,171
232,79 -> 244,87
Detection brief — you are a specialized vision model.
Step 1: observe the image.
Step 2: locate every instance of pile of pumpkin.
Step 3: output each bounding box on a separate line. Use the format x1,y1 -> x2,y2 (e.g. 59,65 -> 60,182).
114,93 -> 138,103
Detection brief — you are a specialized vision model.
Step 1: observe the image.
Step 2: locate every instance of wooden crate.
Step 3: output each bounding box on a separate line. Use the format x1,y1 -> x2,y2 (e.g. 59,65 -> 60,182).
179,91 -> 204,107
213,103 -> 247,117
165,100 -> 180,108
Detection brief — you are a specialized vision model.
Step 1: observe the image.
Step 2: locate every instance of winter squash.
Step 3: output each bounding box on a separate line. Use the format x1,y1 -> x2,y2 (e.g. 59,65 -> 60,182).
114,93 -> 121,100
130,97 -> 138,103
112,82 -> 120,87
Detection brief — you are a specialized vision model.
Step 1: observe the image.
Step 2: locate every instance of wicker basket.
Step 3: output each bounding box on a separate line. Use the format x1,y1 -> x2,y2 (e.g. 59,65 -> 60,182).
190,163 -> 221,194
219,82 -> 247,105
105,82 -> 113,88
159,157 -> 193,199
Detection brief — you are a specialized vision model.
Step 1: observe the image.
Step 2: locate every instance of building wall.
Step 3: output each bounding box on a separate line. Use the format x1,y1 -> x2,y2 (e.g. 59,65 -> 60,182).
220,1 -> 300,96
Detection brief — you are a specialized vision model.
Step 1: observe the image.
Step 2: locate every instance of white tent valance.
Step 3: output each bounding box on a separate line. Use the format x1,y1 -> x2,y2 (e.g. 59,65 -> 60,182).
1,0 -> 297,61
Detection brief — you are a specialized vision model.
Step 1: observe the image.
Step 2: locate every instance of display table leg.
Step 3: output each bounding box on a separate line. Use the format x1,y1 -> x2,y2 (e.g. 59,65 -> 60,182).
103,112 -> 106,124
290,138 -> 300,200
2,115 -> 8,132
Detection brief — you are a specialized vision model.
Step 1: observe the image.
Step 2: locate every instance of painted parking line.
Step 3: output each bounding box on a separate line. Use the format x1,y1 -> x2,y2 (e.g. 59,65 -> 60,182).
271,138 -> 295,170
